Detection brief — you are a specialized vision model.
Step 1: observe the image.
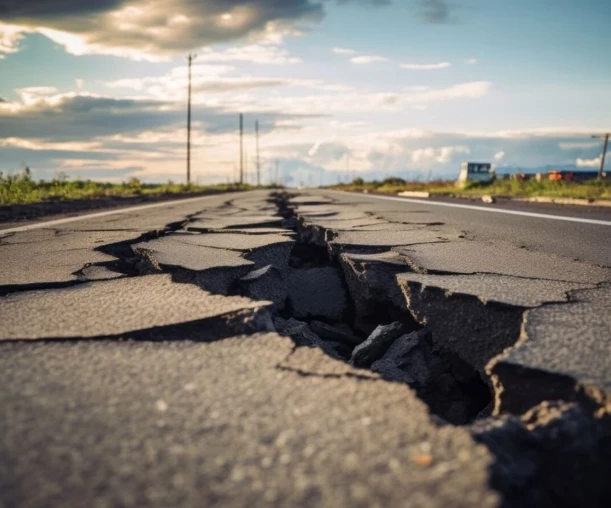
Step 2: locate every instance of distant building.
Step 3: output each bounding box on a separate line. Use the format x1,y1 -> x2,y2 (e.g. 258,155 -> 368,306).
457,162 -> 494,187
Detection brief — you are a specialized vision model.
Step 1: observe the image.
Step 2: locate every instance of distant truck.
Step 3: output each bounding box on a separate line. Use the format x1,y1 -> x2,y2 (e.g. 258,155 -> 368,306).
457,162 -> 494,187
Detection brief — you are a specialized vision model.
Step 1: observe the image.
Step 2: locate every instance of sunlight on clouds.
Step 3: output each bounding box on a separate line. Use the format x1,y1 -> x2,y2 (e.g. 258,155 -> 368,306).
0,1 -> 322,60
0,24 -> 26,58
350,55 -> 388,64
332,47 -> 356,55
400,62 -> 451,70
197,44 -> 302,65
576,156 -> 601,168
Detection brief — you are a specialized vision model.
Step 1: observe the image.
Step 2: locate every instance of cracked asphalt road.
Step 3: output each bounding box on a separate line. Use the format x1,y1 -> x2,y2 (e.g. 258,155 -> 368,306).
0,189 -> 609,507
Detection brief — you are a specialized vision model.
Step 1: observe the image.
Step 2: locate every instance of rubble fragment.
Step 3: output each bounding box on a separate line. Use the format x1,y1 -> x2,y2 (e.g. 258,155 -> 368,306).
310,320 -> 363,345
351,322 -> 407,368
472,401 -> 611,507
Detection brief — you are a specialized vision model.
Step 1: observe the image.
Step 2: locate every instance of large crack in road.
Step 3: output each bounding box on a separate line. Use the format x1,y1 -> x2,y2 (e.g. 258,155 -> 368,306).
269,191 -> 611,506
0,190 -> 609,507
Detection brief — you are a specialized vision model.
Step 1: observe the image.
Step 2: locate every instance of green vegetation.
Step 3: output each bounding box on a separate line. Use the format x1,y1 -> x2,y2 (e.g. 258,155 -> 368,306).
0,167 -> 265,206
331,176 -> 611,201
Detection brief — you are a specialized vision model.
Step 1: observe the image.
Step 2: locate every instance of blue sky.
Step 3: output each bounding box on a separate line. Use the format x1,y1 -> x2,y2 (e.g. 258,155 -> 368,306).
0,0 -> 609,184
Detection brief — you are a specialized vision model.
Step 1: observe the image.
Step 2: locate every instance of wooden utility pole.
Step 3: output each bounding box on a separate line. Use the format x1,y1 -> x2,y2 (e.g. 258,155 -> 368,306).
186,53 -> 196,185
255,120 -> 261,186
244,147 -> 248,184
345,153 -> 350,183
239,113 -> 244,184
592,133 -> 610,179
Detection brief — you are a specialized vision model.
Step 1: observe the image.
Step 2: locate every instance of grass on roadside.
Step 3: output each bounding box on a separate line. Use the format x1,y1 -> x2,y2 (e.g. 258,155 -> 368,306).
330,176 -> 611,201
0,168 -> 270,206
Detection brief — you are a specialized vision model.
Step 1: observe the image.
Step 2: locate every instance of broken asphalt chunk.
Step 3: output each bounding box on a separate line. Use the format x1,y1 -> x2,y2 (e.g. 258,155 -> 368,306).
0,274 -> 273,341
132,238 -> 253,272
310,320 -> 363,345
395,240 -> 611,284
239,265 -> 287,310
491,283 -> 611,414
350,321 -> 406,368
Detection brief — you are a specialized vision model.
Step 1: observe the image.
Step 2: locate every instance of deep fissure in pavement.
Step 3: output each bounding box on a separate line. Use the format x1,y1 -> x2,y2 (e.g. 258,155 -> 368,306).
271,193 -> 492,425
271,192 -> 611,506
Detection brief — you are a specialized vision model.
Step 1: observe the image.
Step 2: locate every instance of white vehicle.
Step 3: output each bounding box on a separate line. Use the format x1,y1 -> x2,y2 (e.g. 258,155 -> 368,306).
457,162 -> 494,186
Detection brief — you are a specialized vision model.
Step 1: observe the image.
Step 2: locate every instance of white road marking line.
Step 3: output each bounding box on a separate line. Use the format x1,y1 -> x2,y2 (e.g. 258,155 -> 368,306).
0,194 -> 235,235
326,190 -> 611,227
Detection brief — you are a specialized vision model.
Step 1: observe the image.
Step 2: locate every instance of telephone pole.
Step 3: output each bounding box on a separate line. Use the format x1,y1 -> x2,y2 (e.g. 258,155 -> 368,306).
239,113 -> 244,184
592,133 -> 610,180
255,120 -> 261,186
345,153 -> 350,183
244,147 -> 249,184
186,53 -> 196,185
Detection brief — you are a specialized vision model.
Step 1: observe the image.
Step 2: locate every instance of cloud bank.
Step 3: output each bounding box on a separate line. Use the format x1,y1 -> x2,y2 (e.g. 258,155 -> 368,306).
0,0 -> 394,59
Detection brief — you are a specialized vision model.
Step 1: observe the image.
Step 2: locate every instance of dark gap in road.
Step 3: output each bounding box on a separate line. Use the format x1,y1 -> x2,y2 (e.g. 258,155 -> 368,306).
0,310 -> 272,345
0,279 -> 85,297
270,192 -> 492,425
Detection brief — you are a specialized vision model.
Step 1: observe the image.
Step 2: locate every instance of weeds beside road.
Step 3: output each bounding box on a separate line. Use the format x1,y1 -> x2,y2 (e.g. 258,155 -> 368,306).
331,177 -> 611,201
0,169 -> 260,206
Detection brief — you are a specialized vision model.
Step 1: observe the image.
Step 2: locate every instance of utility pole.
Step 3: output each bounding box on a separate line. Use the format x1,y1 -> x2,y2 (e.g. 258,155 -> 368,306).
275,160 -> 280,187
239,113 -> 244,184
244,147 -> 249,184
592,133 -> 610,180
186,53 -> 196,185
345,153 -> 350,183
255,120 -> 261,186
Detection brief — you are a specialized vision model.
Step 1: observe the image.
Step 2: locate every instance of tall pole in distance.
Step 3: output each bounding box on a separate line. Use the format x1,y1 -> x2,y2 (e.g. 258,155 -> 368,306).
592,133 -> 610,180
255,120 -> 261,187
345,153 -> 350,183
186,53 -> 196,185
239,113 -> 244,185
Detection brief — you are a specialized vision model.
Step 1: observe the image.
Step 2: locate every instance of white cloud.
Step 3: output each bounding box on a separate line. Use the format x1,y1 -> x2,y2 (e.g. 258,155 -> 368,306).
228,81 -> 491,116
196,43 -> 302,65
411,145 -> 470,163
104,64 -> 350,101
15,87 -> 60,106
0,23 -> 26,58
332,47 -> 356,55
494,150 -> 505,160
576,157 -> 601,168
400,62 -> 451,70
466,58 -> 477,65
559,141 -> 599,150
1,1 -> 325,60
350,55 -> 388,65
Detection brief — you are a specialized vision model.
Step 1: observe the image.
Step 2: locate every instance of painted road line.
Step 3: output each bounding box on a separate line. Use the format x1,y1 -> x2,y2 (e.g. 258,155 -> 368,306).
0,193 -> 238,235
326,190 -> 611,227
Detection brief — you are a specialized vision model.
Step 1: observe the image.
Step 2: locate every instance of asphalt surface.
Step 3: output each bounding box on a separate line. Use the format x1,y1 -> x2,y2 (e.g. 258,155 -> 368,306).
1,189 -> 609,507
324,190 -> 611,266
